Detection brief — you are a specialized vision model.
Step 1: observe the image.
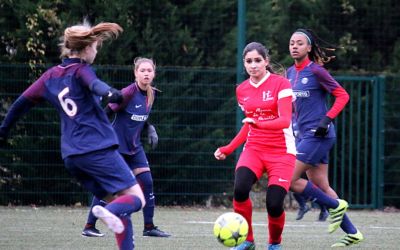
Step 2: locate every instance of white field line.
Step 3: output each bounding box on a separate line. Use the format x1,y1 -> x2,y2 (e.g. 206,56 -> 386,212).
186,220 -> 400,230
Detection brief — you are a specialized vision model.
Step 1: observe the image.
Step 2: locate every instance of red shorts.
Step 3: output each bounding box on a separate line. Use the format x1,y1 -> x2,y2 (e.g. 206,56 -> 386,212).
236,147 -> 295,191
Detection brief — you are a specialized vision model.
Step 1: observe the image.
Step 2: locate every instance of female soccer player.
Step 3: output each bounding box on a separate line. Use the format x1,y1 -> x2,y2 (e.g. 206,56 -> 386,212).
82,57 -> 170,238
292,120 -> 328,221
214,42 -> 296,250
0,22 -> 145,250
287,28 -> 364,247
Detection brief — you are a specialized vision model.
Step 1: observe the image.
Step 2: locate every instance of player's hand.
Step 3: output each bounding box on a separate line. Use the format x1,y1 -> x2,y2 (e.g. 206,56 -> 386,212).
147,124 -> 158,150
107,88 -> 123,104
314,116 -> 332,137
242,117 -> 256,124
214,148 -> 226,160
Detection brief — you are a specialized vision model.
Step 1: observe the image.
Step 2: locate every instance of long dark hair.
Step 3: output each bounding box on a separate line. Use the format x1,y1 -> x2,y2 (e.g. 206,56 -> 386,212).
242,42 -> 276,74
294,28 -> 337,65
243,42 -> 286,76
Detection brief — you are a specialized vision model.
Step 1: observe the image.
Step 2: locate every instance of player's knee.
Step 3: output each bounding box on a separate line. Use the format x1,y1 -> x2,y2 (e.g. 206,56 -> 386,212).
266,185 -> 287,217
234,167 -> 257,202
122,184 -> 146,208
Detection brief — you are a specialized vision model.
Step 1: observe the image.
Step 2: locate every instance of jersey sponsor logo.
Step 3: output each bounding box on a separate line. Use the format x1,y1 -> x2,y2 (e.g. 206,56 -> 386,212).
262,90 -> 274,101
293,90 -> 310,98
278,178 -> 289,182
130,114 -> 148,121
301,77 -> 309,84
258,115 -> 276,121
135,104 -> 142,108
243,97 -> 250,101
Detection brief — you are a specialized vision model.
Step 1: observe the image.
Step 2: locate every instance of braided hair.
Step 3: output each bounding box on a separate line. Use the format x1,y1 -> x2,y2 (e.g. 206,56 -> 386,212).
294,28 -> 337,65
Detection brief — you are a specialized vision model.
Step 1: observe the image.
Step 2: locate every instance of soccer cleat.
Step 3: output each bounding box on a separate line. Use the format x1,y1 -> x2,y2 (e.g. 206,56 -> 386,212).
142,226 -> 171,237
318,209 -> 329,222
268,243 -> 282,250
230,240 -> 255,250
81,226 -> 105,237
92,205 -> 124,234
296,204 -> 310,220
328,199 -> 348,233
331,229 -> 364,247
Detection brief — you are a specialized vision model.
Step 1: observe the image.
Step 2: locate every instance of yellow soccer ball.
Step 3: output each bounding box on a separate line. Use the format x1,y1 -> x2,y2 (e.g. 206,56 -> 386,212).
213,212 -> 249,247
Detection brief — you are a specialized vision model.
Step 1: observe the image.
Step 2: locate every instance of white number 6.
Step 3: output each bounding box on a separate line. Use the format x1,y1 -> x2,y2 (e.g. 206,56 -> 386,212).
58,87 -> 77,117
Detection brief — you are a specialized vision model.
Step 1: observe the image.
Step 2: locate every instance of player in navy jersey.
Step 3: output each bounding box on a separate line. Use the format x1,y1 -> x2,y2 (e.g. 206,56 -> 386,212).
292,120 -> 328,221
214,42 -> 296,250
0,22 -> 145,250
287,28 -> 364,247
82,57 -> 170,238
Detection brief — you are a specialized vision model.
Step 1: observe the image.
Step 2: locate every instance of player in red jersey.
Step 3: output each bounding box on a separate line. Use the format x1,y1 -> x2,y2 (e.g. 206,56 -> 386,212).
214,42 -> 295,250
288,28 -> 363,247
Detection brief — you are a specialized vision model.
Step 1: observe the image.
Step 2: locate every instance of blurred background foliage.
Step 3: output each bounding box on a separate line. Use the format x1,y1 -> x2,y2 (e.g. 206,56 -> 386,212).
0,0 -> 399,72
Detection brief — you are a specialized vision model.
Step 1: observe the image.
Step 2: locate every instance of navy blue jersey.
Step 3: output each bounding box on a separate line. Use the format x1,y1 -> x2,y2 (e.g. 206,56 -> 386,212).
22,58 -> 118,158
287,62 -> 340,138
109,82 -> 154,155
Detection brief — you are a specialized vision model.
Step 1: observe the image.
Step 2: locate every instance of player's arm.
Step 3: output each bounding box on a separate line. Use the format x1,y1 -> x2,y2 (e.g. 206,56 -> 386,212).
215,123 -> 250,160
326,87 -> 349,119
91,79 -> 123,104
78,65 -> 123,103
314,67 -> 350,137
0,96 -> 35,143
107,84 -> 135,114
0,78 -> 45,143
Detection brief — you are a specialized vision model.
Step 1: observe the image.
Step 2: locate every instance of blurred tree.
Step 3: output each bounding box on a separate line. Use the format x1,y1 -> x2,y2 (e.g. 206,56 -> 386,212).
1,0 -> 400,73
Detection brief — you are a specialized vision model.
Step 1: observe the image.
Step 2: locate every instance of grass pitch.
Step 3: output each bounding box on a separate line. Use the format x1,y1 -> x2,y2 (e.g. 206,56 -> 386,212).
0,206 -> 399,249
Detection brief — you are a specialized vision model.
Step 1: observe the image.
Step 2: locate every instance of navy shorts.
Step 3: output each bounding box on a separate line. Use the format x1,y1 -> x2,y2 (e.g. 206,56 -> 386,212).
64,147 -> 137,199
122,148 -> 149,170
296,135 -> 336,166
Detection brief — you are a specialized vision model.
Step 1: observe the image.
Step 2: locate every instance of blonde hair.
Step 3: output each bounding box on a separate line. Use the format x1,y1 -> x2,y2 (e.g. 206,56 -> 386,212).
134,57 -> 158,107
59,22 -> 123,58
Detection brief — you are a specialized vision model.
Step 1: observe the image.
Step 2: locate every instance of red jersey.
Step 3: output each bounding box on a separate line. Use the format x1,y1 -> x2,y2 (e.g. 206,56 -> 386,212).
236,72 -> 296,155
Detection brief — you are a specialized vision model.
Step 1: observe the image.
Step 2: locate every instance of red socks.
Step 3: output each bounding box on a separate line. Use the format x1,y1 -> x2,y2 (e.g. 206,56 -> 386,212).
233,198 -> 254,242
268,212 -> 285,244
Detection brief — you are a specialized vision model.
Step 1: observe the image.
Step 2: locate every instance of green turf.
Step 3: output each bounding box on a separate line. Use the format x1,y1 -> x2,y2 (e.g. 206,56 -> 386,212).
0,206 -> 398,249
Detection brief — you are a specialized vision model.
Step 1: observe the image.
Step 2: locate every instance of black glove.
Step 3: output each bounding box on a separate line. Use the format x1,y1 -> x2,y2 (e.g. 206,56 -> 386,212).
147,124 -> 158,150
314,116 -> 332,137
107,88 -> 123,104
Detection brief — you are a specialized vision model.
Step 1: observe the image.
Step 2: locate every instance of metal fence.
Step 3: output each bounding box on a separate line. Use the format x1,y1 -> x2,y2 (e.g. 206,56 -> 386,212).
382,75 -> 400,208
0,64 -> 396,208
330,76 -> 385,208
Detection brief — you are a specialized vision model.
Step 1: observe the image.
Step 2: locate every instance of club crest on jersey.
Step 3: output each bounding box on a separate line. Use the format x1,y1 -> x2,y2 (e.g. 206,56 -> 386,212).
262,90 -> 274,101
301,77 -> 309,84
